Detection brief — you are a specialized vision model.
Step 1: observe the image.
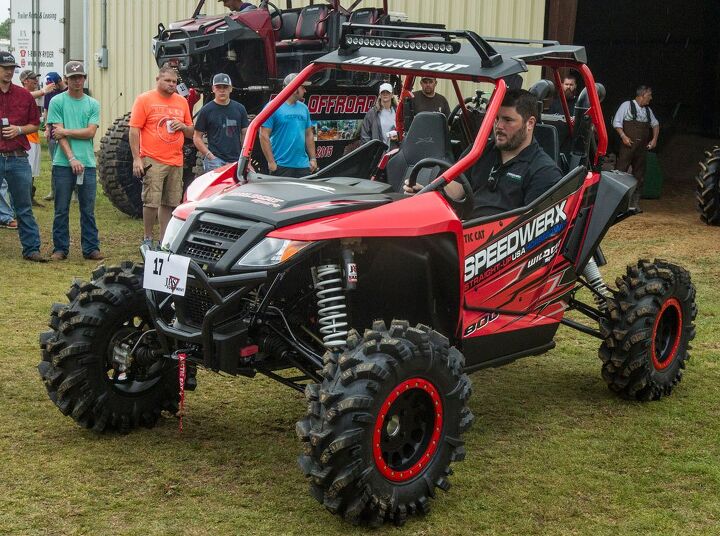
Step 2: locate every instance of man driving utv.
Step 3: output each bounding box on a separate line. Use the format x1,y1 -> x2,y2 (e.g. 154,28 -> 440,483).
406,89 -> 563,218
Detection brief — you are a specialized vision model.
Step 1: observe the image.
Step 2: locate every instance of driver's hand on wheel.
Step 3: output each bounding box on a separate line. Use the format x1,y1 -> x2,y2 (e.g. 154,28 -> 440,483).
403,179 -> 422,196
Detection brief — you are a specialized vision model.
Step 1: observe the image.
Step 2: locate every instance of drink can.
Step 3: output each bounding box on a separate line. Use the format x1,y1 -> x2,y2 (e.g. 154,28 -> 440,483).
166,120 -> 175,133
76,170 -> 84,185
0,118 -> 8,139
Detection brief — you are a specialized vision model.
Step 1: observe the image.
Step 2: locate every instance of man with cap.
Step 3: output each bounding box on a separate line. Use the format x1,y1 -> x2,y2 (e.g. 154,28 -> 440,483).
20,69 -> 53,206
218,0 -> 257,12
360,82 -> 398,145
412,77 -> 451,117
42,71 -> 67,201
193,73 -> 249,172
46,60 -> 103,261
0,51 -> 45,261
260,73 -> 317,178
130,66 -> 194,248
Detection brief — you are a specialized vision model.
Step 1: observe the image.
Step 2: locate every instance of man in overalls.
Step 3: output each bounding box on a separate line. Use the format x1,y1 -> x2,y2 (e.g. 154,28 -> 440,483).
612,85 -> 659,210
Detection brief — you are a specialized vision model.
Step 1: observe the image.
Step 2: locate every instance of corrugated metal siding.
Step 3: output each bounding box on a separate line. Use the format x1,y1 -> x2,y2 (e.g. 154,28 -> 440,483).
88,0 -> 545,142
88,0 -> 227,139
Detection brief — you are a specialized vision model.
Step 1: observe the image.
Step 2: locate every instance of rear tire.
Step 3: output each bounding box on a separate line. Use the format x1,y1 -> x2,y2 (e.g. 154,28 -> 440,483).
695,146 -> 720,225
37,262 -> 179,432
296,320 -> 473,526
599,259 -> 697,400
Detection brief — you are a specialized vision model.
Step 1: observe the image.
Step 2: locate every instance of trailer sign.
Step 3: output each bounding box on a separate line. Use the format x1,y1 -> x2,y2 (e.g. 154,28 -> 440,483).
10,0 -> 66,84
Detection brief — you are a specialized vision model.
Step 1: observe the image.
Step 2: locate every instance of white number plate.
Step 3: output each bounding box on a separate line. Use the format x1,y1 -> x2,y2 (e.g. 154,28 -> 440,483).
143,251 -> 191,296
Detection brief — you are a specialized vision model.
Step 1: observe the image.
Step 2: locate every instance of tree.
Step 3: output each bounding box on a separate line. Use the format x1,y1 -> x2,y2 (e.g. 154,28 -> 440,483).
0,19 -> 9,40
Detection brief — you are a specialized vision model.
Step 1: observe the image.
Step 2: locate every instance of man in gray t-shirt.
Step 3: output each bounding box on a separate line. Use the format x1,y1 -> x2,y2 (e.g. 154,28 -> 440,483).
412,77 -> 451,117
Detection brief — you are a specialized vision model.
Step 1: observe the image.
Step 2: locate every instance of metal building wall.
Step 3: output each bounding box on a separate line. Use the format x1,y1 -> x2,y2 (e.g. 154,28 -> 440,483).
88,0 -> 545,141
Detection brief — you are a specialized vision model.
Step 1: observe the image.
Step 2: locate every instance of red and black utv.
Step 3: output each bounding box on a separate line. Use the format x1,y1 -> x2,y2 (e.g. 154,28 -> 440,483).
40,24 -> 697,527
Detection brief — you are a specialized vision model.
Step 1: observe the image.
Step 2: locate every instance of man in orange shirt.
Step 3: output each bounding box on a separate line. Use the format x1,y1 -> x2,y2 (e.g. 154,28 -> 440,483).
129,66 -> 193,248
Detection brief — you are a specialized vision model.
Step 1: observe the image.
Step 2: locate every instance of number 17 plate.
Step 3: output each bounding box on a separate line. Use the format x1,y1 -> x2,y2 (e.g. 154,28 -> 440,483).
143,251 -> 191,296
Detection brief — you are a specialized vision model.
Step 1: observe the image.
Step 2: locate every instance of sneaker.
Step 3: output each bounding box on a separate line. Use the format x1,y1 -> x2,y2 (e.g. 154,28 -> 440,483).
83,250 -> 105,261
32,198 -> 45,208
0,219 -> 17,229
141,238 -> 154,250
23,251 -> 49,263
43,193 -> 54,201
51,251 -> 68,261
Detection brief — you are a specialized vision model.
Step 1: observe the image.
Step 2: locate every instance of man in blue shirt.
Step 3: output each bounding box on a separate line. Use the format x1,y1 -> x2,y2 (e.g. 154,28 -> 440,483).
193,73 -> 249,172
260,73 -> 317,178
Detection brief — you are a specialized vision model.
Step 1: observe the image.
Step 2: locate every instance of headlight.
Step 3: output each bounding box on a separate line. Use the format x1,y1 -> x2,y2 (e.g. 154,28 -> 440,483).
160,216 -> 186,251
236,237 -> 314,267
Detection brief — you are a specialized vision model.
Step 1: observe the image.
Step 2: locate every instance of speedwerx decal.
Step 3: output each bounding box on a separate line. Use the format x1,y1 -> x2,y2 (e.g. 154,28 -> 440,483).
464,200 -> 568,283
343,56 -> 470,73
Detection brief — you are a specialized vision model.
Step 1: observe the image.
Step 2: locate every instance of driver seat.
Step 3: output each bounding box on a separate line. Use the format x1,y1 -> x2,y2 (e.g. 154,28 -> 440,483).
385,112 -> 455,192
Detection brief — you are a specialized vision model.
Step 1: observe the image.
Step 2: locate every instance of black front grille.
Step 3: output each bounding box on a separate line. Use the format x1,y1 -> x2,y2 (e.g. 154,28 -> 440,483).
179,221 -> 248,266
196,223 -> 245,242
180,242 -> 225,263
183,286 -> 214,325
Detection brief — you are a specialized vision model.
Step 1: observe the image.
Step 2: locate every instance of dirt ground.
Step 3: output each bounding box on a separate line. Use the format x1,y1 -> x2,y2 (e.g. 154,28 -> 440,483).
609,135 -> 720,268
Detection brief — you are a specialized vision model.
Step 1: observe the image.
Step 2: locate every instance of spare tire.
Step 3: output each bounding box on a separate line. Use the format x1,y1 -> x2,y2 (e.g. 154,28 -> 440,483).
695,145 -> 720,225
98,113 -> 199,219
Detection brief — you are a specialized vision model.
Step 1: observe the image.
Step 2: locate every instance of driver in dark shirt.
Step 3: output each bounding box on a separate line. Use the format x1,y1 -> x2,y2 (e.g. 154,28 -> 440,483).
405,89 -> 563,219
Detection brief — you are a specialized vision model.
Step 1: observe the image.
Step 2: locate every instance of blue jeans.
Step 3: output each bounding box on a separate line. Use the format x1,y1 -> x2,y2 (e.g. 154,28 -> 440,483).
203,155 -> 229,172
52,165 -> 100,256
0,156 -> 41,256
0,178 -> 13,222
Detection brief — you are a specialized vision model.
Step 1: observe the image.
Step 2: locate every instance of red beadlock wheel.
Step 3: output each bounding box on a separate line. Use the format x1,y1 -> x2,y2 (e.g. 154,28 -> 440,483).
651,298 -> 683,371
372,377 -> 443,482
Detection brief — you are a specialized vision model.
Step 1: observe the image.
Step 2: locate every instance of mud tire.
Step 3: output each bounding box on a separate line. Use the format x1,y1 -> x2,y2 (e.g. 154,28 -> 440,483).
37,261 -> 179,432
599,259 -> 697,401
695,146 -> 720,225
98,113 -> 198,218
296,320 -> 473,526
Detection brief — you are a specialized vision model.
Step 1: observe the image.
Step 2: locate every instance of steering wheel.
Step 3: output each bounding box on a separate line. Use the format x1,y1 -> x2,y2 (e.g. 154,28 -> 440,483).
260,0 -> 283,32
406,158 -> 474,219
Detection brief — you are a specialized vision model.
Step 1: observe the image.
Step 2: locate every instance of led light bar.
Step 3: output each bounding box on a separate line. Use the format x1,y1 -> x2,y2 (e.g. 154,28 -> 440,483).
344,35 -> 460,54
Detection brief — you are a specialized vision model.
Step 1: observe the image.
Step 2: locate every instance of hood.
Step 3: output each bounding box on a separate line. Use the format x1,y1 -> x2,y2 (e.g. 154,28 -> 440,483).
193,176 -> 395,227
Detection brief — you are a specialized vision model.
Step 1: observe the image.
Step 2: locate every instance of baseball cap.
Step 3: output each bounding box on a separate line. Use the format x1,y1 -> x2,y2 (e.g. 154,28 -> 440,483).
0,51 -> 19,68
20,70 -> 39,82
379,82 -> 393,94
283,72 -> 311,87
46,72 -> 62,84
64,61 -> 87,77
212,73 -> 232,86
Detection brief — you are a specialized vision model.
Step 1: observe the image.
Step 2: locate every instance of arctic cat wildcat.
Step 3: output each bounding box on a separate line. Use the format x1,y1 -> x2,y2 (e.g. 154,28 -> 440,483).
97,0 -> 417,217
39,25 -> 697,526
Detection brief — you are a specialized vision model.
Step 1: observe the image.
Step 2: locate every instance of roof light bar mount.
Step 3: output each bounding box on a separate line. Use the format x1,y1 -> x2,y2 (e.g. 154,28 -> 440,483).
339,23 -> 502,68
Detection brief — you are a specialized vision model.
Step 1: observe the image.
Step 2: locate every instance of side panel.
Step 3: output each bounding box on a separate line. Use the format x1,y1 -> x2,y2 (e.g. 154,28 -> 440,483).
461,171 -> 587,366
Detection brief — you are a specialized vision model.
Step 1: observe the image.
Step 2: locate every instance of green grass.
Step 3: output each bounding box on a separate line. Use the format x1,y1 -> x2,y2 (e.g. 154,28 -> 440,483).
1,155 -> 719,535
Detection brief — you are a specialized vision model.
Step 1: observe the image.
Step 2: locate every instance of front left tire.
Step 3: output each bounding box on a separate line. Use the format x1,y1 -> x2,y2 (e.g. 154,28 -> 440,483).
296,320 -> 473,526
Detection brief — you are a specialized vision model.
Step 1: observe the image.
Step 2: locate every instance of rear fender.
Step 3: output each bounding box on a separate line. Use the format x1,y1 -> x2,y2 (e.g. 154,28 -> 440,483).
563,170 -> 636,273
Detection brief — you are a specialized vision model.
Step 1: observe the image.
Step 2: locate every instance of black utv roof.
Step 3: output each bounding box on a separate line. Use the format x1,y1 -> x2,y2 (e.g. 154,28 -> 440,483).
314,23 -> 587,81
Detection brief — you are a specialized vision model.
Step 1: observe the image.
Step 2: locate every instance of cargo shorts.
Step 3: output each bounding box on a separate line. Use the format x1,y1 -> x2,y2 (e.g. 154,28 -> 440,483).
141,156 -> 184,208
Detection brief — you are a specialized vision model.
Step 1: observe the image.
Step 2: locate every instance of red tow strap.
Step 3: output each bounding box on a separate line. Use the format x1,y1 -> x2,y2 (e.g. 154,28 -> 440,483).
178,352 -> 187,433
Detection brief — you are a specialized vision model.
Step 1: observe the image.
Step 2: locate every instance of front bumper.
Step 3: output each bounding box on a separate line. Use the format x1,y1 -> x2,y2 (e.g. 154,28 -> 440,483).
144,247 -> 268,374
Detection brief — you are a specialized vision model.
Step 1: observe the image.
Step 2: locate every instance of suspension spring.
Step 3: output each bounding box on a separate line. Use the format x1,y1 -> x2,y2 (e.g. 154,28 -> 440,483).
583,257 -> 611,311
314,264 -> 349,349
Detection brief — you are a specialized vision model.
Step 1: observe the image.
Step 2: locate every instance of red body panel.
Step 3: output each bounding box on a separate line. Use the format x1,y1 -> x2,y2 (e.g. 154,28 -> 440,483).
268,192 -> 463,240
